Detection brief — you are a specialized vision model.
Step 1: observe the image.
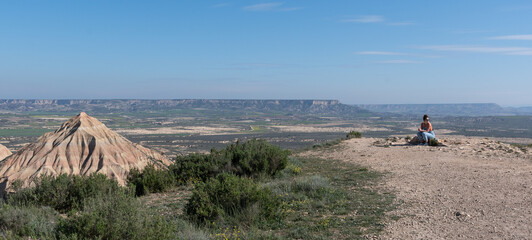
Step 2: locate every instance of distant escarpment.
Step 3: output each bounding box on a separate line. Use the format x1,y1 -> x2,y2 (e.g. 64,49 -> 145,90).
0,99 -> 370,116
356,103 -> 517,116
0,112 -> 171,189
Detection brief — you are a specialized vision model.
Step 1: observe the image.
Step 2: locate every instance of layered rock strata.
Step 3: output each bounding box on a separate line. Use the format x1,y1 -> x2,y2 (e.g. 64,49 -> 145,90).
0,112 -> 171,188
0,144 -> 11,161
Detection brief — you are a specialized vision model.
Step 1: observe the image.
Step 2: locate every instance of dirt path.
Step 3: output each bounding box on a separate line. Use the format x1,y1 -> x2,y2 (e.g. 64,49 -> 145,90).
302,137 -> 532,239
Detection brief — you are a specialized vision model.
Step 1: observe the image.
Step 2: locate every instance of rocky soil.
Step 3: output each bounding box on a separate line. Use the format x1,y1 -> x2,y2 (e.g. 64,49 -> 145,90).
302,136 -> 532,239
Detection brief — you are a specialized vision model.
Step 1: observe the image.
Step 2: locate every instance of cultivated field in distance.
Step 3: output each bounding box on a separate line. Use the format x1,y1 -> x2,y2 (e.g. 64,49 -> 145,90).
1,100 -> 531,157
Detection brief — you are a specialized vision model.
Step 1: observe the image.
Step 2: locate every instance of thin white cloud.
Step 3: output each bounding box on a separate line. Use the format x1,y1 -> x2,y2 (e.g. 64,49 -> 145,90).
453,29 -> 492,34
357,51 -> 406,55
233,63 -> 294,68
420,45 -> 532,55
374,60 -> 422,64
507,51 -> 532,55
490,35 -> 532,40
388,21 -> 415,26
341,15 -> 384,23
279,7 -> 303,12
356,51 -> 440,58
340,16 -> 413,26
243,2 -> 284,11
422,45 -> 527,53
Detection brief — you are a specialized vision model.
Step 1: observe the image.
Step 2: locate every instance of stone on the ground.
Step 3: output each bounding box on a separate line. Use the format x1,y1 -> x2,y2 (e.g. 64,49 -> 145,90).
409,136 -> 421,145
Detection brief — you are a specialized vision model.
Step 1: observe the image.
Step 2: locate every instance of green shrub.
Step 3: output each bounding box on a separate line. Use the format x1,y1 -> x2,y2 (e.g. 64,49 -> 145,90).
57,191 -> 174,240
0,204 -> 59,239
311,139 -> 342,149
278,157 -> 303,178
346,131 -> 363,139
128,164 -> 175,196
429,138 -> 440,146
185,173 -> 283,226
7,173 -> 126,213
170,151 -> 228,184
222,139 -> 290,178
511,143 -> 532,153
310,131 -> 362,150
170,139 -> 290,184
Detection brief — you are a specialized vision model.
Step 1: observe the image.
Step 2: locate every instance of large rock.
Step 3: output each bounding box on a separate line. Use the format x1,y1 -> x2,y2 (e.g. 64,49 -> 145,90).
409,136 -> 421,145
0,112 -> 172,189
0,144 -> 11,161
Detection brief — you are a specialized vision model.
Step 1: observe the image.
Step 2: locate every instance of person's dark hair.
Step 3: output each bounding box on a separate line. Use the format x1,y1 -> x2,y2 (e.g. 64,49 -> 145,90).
423,114 -> 429,121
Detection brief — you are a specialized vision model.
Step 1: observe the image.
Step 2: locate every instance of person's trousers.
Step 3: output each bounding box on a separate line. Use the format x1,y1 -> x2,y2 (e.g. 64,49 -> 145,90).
417,131 -> 435,142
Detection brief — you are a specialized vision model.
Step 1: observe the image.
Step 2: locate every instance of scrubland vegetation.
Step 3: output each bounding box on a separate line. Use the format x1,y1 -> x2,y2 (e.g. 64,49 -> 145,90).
310,131 -> 363,150
510,143 -> 532,153
0,137 -> 395,239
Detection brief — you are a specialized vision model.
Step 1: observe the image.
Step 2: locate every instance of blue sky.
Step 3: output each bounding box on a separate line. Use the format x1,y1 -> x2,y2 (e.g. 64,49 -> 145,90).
1,1 -> 531,105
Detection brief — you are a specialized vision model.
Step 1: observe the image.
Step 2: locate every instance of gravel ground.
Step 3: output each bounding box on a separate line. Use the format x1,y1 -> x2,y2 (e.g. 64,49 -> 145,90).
302,136 -> 532,239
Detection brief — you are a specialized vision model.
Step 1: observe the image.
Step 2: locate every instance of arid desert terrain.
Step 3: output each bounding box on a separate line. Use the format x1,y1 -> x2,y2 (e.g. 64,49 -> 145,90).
303,136 -> 532,239
1,100 -> 531,239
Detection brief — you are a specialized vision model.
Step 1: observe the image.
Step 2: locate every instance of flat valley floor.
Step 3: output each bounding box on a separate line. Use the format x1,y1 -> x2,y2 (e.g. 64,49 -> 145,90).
302,136 -> 532,239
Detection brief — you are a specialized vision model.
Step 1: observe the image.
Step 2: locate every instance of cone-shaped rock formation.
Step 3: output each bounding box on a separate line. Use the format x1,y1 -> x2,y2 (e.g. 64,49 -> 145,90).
0,112 -> 171,189
0,144 -> 11,161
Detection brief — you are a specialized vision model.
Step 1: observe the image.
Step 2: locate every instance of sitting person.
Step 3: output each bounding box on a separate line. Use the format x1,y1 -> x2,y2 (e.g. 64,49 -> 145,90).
417,114 -> 435,145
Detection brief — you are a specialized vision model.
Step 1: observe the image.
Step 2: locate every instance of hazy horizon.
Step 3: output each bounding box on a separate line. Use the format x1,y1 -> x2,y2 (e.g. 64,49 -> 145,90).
2,1 -> 532,105
0,98 -> 530,108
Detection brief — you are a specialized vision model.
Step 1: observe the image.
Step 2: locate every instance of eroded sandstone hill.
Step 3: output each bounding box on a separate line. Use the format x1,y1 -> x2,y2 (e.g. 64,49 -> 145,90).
0,112 -> 171,189
0,144 -> 11,161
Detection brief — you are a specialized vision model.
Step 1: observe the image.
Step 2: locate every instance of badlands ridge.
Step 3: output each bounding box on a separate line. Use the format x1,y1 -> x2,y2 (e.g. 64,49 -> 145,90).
0,112 -> 171,189
0,144 -> 11,162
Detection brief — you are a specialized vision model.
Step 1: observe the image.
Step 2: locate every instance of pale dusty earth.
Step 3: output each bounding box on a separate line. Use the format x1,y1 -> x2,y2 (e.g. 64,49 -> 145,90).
115,126 -> 242,135
114,123 -> 389,135
271,125 -> 389,133
301,136 -> 532,239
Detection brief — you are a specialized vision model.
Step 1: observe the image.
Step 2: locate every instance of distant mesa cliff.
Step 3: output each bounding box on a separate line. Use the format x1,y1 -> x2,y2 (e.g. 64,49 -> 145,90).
0,112 -> 171,190
0,99 -> 370,116
356,103 -> 526,116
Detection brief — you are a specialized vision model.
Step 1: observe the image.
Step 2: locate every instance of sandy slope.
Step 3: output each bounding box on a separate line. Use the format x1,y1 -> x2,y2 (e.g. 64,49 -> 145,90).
0,144 -> 11,161
301,137 -> 532,239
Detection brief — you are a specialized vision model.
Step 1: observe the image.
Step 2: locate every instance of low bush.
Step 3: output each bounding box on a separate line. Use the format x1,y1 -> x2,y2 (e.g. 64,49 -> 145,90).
277,157 -> 303,178
346,131 -> 363,139
185,173 -> 283,226
0,204 -> 59,239
511,143 -> 532,153
222,139 -> 290,178
170,139 -> 290,184
57,191 -> 174,240
7,173 -> 126,213
311,131 -> 363,150
170,151 -> 227,184
128,164 -> 175,196
311,139 -> 342,149
429,138 -> 440,146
